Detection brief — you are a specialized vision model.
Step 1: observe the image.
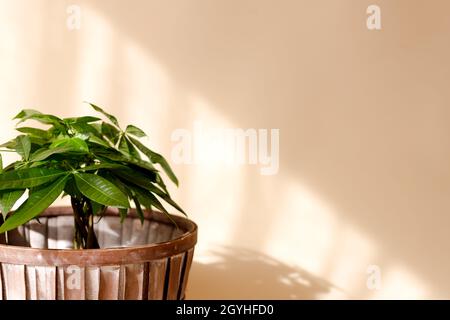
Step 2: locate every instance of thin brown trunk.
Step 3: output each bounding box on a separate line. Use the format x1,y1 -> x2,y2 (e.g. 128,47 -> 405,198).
86,200 -> 99,249
71,197 -> 100,249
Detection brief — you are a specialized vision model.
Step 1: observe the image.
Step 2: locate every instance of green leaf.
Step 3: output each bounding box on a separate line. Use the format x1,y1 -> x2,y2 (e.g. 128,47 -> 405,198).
93,149 -> 157,173
2,161 -> 19,172
90,201 -> 105,215
155,172 -> 170,195
15,135 -> 31,161
118,135 -> 128,154
14,109 -> 63,126
13,109 -> 42,121
64,116 -> 101,124
29,147 -> 68,162
70,122 -> 103,138
125,125 -> 146,138
30,138 -> 89,162
133,186 -> 166,213
119,208 -> 128,223
89,123 -> 102,134
87,103 -> 120,128
132,186 -> 179,228
63,177 -> 83,198
132,196 -> 145,224
126,137 -> 141,159
16,127 -> 50,139
80,163 -> 126,171
0,139 -> 16,149
50,137 -> 89,153
114,169 -> 185,215
129,137 -> 178,186
0,189 -> 26,219
118,136 -> 141,159
0,168 -> 65,190
113,168 -> 154,189
0,154 -> 3,173
0,175 -> 68,233
74,173 -> 129,208
88,135 -> 111,148
29,136 -> 48,146
101,122 -> 120,144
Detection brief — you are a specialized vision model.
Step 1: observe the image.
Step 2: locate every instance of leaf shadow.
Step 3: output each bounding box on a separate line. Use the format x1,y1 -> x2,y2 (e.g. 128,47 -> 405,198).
187,246 -> 343,299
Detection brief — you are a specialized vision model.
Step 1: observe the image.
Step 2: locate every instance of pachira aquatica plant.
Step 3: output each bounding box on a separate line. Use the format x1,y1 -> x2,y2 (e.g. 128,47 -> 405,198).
0,103 -> 185,249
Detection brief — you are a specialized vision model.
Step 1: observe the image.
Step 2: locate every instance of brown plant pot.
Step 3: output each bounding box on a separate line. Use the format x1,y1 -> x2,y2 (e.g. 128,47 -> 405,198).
0,206 -> 197,300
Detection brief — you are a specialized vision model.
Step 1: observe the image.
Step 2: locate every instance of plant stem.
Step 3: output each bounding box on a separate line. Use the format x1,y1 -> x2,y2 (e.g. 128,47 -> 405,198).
71,197 -> 100,249
0,215 -> 6,245
86,200 -> 100,249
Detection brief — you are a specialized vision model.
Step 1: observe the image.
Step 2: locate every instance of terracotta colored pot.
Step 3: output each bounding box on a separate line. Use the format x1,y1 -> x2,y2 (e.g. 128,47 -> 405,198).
0,207 -> 197,300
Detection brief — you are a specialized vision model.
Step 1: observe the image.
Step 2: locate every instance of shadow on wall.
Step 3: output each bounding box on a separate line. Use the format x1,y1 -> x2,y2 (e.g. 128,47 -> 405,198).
187,246 -> 340,299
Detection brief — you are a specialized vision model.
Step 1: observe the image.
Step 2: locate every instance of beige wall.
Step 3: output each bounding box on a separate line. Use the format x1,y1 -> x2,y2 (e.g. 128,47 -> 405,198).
1,0 -> 450,299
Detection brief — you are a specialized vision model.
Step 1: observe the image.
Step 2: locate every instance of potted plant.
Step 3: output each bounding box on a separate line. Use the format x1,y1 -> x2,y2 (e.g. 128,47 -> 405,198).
0,103 -> 197,300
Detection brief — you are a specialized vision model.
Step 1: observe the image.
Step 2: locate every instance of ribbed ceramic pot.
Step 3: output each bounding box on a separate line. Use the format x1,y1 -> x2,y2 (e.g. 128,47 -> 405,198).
0,207 -> 197,300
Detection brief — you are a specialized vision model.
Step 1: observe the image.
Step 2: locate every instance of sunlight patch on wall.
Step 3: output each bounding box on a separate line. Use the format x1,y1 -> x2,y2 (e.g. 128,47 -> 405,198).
0,1 -> 42,166
264,178 -> 340,275
326,224 -> 378,296
369,266 -> 428,299
182,96 -> 245,256
73,4 -> 173,150
74,8 -> 115,114
263,177 -> 430,298
120,42 -> 171,149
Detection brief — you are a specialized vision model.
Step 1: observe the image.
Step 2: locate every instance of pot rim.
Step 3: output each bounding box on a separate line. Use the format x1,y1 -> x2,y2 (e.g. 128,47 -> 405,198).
0,206 -> 197,266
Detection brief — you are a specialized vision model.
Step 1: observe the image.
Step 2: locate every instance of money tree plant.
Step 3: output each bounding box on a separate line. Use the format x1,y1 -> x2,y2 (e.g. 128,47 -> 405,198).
0,104 -> 184,249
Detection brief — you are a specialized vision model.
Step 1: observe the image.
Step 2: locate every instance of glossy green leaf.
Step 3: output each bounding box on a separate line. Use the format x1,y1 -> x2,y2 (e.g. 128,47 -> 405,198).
126,137 -> 141,159
0,168 -> 66,190
2,161 -> 19,172
119,208 -> 128,223
132,196 -> 145,224
132,186 -> 179,228
0,189 -> 26,219
70,122 -> 103,138
14,109 -> 42,121
133,186 -> 165,213
80,163 -> 126,172
118,136 -> 141,159
29,136 -> 48,146
88,135 -> 111,148
113,168 -> 154,189
155,173 -> 170,195
15,109 -> 63,126
0,139 -> 16,149
30,138 -> 89,162
88,103 -> 120,128
0,175 -> 68,233
64,116 -> 101,124
29,147 -> 68,162
94,149 -> 157,173
74,173 -> 129,208
125,125 -> 146,138
63,177 -> 83,198
101,122 -> 120,144
129,137 -> 178,186
16,127 -> 49,139
50,137 -> 89,153
114,169 -> 185,215
15,135 -> 31,161
90,201 -> 105,215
